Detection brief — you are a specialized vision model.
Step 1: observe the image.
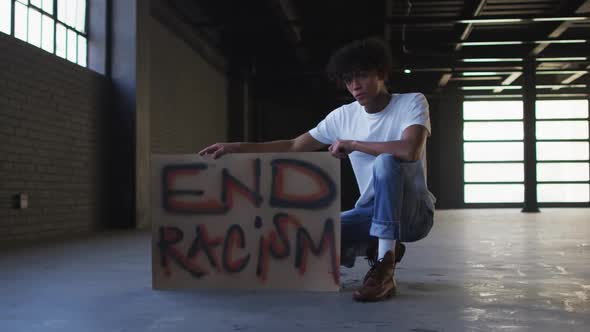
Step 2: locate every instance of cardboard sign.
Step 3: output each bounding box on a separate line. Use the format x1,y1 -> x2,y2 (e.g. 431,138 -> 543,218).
151,153 -> 341,291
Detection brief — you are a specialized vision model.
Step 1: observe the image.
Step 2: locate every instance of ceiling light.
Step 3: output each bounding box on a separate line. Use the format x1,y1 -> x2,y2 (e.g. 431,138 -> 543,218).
537,84 -> 586,89
461,84 -> 586,90
458,18 -> 523,24
462,41 -> 523,46
537,57 -> 588,61
404,69 -> 412,74
461,86 -> 522,90
464,95 -> 523,99
462,72 -> 505,76
461,58 -> 523,62
532,17 -> 588,22
537,70 -> 588,75
534,39 -> 587,44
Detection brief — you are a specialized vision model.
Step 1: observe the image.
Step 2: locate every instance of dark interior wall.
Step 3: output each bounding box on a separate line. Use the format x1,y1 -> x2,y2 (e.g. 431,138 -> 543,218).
137,0 -> 230,229
149,18 -> 228,154
0,33 -> 111,245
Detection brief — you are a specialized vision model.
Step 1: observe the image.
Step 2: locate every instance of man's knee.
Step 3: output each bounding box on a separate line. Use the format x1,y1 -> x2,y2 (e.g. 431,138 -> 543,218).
373,154 -> 402,179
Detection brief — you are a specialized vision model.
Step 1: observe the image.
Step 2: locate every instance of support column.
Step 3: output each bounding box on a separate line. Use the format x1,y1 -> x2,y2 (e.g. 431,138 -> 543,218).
522,57 -> 540,213
108,0 -> 137,227
136,0 -> 151,229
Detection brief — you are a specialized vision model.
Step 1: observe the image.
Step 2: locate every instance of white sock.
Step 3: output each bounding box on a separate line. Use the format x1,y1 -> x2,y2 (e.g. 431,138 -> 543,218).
378,238 -> 396,260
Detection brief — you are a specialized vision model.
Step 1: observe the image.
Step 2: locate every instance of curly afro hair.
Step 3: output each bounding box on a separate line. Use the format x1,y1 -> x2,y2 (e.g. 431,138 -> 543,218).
326,37 -> 394,85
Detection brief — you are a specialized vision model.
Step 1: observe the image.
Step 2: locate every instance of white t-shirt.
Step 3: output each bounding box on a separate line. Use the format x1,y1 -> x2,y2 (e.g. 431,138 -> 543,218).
309,93 -> 436,210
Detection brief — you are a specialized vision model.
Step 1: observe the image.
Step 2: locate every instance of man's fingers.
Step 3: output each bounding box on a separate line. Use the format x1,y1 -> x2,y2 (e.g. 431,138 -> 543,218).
329,143 -> 340,153
201,144 -> 225,156
199,145 -> 216,155
212,148 -> 225,159
329,150 -> 346,159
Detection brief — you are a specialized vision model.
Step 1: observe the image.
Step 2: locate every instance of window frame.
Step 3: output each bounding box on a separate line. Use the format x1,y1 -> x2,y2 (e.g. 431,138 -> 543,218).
462,100 -> 526,206
6,0 -> 88,67
535,100 -> 590,205
462,97 -> 590,208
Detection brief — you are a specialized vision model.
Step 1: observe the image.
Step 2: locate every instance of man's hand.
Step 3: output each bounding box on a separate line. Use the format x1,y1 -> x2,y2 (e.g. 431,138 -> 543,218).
328,140 -> 355,159
198,142 -> 240,159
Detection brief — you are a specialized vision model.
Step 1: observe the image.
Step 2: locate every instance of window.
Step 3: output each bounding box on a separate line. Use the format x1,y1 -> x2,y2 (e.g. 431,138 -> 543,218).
463,100 -> 590,205
463,101 -> 525,203
536,100 -> 590,203
0,0 -> 87,67
0,0 -> 11,35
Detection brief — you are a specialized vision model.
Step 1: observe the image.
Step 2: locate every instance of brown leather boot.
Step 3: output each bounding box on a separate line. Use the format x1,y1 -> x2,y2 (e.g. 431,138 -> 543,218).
353,250 -> 396,302
363,241 -> 405,285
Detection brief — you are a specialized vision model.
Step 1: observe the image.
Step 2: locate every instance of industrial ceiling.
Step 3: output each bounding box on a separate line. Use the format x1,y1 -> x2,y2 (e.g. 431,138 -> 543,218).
154,0 -> 590,99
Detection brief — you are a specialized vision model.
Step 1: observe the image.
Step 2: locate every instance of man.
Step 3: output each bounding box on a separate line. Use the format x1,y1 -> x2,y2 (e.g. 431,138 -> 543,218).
199,38 -> 435,302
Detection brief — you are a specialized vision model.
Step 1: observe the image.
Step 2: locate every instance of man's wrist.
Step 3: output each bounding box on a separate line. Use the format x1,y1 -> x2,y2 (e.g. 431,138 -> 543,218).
351,140 -> 358,152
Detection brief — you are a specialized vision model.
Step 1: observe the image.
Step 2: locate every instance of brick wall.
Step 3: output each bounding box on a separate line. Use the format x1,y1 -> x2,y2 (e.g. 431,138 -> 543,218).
0,33 -> 110,246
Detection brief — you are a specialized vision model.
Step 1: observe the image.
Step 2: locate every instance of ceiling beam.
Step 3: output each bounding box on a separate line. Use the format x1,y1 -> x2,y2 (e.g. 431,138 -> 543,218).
450,76 -> 503,81
438,73 -> 453,87
435,0 -> 486,85
404,68 -> 590,76
268,0 -> 301,44
531,0 -> 590,56
264,0 -> 310,64
463,93 -> 590,99
561,71 -> 587,84
403,38 -> 589,48
283,15 -> 590,28
455,0 -> 487,51
531,24 -> 569,55
381,14 -> 590,25
408,45 -> 590,59
407,56 -> 590,65
458,39 -> 588,46
461,84 -> 587,90
494,72 -> 522,93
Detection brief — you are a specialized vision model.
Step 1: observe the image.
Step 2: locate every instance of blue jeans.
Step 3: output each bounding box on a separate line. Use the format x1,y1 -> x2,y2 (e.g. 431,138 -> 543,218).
340,154 -> 434,266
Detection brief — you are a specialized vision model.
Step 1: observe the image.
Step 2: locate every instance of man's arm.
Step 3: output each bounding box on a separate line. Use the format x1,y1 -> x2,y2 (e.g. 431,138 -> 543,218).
199,132 -> 328,159
329,125 -> 428,162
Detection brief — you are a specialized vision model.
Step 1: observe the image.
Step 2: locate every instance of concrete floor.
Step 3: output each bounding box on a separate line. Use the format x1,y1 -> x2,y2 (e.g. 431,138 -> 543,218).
1,209 -> 589,332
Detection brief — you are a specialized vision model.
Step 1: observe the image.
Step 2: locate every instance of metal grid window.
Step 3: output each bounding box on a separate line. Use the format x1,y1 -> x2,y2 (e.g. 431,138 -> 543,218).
463,101 -> 525,203
0,0 -> 87,67
463,100 -> 590,205
536,100 -> 590,203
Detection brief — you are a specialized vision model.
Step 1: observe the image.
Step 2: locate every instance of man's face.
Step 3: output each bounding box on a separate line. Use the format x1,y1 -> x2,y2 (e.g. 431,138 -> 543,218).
343,70 -> 385,106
